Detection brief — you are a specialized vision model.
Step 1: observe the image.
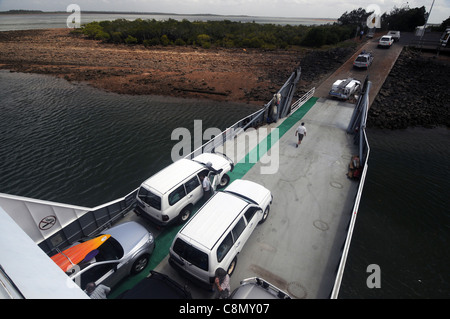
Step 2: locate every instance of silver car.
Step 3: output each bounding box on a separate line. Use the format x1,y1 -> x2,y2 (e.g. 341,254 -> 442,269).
230,277 -> 291,299
353,52 -> 374,69
67,221 -> 155,291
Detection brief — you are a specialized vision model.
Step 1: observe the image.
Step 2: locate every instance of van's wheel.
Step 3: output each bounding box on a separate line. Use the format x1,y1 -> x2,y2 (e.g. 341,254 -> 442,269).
218,174 -> 230,188
258,206 -> 270,224
178,206 -> 192,224
227,257 -> 237,276
131,254 -> 149,275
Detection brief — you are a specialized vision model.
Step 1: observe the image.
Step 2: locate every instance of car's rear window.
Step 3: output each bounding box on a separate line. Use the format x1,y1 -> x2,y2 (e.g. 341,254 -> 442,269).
138,187 -> 161,210
173,238 -> 209,271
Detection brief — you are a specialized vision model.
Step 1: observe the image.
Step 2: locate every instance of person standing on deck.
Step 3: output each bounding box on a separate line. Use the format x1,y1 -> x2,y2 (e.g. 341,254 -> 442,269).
295,122 -> 307,148
85,282 -> 110,299
213,268 -> 230,299
200,174 -> 212,201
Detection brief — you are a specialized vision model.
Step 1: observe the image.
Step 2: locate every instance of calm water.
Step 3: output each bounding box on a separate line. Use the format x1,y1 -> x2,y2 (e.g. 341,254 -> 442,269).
1,71 -> 448,298
0,12 -> 336,31
340,127 -> 450,299
0,70 -> 259,207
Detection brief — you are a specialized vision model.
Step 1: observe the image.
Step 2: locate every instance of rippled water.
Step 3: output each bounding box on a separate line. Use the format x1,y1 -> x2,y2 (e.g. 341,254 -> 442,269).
0,70 -> 259,206
1,71 -> 448,298
339,127 -> 450,298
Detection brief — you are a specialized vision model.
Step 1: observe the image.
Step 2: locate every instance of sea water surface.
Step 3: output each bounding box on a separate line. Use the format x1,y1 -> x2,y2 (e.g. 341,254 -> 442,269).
0,12 -> 337,31
339,127 -> 450,299
1,70 -> 448,298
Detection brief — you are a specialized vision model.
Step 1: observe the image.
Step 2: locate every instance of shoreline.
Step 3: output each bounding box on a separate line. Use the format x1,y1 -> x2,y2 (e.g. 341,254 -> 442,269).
3,28 -> 447,129
0,28 -> 355,105
367,48 -> 450,129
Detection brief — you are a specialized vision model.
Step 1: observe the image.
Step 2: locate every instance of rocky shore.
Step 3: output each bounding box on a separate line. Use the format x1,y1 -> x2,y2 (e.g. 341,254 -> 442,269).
0,28 -> 355,105
368,48 -> 450,129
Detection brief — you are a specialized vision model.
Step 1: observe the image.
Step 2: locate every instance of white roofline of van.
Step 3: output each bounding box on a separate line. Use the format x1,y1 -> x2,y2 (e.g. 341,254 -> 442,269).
178,192 -> 249,250
142,159 -> 205,195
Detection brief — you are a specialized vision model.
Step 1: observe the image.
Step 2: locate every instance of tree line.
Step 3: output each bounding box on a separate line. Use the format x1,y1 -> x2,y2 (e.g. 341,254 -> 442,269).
75,18 -> 355,49
338,5 -> 430,32
74,5 -> 434,49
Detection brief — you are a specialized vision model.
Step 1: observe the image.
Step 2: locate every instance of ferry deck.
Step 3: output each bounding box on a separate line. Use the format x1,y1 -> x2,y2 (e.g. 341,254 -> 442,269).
146,97 -> 361,299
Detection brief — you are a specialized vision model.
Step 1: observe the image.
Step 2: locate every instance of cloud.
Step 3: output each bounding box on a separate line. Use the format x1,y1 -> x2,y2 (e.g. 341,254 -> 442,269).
0,0 -> 448,23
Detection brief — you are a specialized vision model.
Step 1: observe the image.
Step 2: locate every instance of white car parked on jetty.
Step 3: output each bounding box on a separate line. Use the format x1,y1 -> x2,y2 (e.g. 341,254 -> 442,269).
378,35 -> 394,48
329,78 -> 361,100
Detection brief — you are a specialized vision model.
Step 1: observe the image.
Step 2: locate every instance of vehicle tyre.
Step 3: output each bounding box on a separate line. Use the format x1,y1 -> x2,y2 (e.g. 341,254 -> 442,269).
178,206 -> 192,224
218,174 -> 230,188
131,254 -> 149,275
258,206 -> 270,224
227,257 -> 237,276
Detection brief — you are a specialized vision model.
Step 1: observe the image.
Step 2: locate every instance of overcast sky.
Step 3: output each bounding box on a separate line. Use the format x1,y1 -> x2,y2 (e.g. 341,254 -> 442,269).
0,0 -> 448,24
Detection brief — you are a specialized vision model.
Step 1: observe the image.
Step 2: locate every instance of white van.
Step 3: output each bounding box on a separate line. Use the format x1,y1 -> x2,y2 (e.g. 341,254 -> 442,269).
169,179 -> 272,287
135,153 -> 234,226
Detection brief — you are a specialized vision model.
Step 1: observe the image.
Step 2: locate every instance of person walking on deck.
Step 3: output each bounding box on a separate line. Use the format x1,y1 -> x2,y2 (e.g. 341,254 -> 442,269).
295,122 -> 307,148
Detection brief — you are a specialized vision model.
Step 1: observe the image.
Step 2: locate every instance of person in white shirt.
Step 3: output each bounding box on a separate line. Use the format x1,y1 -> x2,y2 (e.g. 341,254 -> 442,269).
200,174 -> 212,200
295,122 -> 307,148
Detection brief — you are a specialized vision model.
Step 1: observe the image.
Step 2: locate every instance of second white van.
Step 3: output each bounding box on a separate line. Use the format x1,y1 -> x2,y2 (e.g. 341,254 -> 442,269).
169,179 -> 272,287
135,153 -> 234,226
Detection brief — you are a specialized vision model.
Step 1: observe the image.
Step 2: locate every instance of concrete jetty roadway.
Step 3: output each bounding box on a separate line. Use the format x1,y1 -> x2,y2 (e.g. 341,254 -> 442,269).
314,35 -> 404,107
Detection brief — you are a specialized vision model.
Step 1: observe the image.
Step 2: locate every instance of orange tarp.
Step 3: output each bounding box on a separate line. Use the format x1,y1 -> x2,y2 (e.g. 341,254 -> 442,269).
51,234 -> 110,272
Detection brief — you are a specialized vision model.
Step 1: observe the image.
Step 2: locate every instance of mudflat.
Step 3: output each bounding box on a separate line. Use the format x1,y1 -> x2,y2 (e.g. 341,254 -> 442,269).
0,28 -> 355,105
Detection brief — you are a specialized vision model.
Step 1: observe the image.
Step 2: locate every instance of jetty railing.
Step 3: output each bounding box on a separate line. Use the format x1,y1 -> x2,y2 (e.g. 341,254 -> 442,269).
184,85 -> 316,161
183,105 -> 268,159
289,87 -> 315,115
347,76 -> 370,165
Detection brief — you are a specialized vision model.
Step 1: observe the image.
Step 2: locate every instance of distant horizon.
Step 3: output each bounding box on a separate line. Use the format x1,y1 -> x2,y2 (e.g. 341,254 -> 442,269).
0,0 -> 447,24
0,6 -> 447,25
0,9 -> 338,21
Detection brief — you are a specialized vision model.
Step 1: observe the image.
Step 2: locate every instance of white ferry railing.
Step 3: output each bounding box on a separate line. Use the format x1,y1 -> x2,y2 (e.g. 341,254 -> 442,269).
330,78 -> 371,299
184,86 -> 316,160
184,67 -> 303,159
0,188 -> 138,255
289,87 -> 315,115
184,103 -> 269,159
